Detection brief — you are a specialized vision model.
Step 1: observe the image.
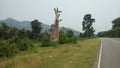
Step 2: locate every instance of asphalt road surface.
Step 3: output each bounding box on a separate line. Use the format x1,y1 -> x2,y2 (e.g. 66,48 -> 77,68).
98,38 -> 120,68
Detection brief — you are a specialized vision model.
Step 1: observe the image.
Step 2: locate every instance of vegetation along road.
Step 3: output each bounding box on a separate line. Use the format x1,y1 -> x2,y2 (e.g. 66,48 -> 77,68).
0,38 -> 100,68
97,38 -> 120,68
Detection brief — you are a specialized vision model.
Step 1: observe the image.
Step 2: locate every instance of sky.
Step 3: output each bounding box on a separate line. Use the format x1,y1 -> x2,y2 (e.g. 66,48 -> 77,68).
0,0 -> 120,33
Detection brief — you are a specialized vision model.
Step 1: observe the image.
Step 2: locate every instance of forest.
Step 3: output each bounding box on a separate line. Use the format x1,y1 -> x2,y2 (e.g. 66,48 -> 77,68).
97,17 -> 120,37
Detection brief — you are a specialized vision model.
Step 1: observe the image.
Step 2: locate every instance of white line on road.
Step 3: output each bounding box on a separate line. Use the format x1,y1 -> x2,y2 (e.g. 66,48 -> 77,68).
97,39 -> 103,68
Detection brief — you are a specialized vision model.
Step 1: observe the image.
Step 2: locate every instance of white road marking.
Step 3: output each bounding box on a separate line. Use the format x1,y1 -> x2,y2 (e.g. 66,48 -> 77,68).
97,39 -> 103,68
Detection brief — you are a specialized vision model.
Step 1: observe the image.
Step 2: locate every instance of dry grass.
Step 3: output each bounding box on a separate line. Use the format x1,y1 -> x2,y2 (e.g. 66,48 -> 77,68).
0,38 -> 100,68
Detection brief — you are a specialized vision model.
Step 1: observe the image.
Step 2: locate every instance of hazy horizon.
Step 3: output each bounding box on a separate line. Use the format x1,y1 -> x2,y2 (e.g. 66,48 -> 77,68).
0,0 -> 120,33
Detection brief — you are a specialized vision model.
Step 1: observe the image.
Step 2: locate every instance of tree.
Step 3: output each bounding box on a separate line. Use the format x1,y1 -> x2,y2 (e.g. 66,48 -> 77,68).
26,30 -> 31,38
0,22 -> 10,39
0,40 -> 17,57
31,19 -> 42,39
97,17 -> 120,37
79,32 -> 84,37
66,29 -> 74,37
18,29 -> 26,38
112,17 -> 120,29
59,29 -> 77,44
82,14 -> 95,37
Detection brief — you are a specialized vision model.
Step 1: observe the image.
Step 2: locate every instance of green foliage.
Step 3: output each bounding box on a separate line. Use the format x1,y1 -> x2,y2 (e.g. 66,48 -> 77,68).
98,17 -> 120,37
0,22 -> 36,57
0,22 -> 9,31
97,27 -> 120,37
0,36 -> 34,57
17,29 -> 26,38
59,36 -> 77,44
66,29 -> 74,37
41,29 -> 76,47
97,31 -> 107,37
0,22 -> 31,40
31,19 -> 42,40
8,36 -> 34,51
109,27 -> 120,37
17,38 -> 34,51
59,30 -> 77,44
59,30 -> 67,44
59,35 -> 67,44
41,36 -> 59,47
67,37 -> 77,43
42,36 -> 50,47
79,32 -> 85,37
0,22 -> 10,40
112,17 -> 120,29
82,14 -> 95,37
0,40 -> 18,57
8,36 -> 21,44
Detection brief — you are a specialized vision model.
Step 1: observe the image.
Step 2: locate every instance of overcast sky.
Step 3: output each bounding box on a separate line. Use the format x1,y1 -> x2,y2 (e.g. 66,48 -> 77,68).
0,0 -> 120,33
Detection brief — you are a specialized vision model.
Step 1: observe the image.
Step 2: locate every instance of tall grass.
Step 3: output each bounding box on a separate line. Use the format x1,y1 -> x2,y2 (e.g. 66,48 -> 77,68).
0,38 -> 100,68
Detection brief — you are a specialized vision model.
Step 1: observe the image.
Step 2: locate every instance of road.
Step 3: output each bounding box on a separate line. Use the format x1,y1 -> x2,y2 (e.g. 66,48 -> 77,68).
98,38 -> 120,68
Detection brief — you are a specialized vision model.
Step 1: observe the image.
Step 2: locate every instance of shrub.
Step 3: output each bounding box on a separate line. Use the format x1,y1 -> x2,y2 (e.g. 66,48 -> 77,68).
17,38 -> 34,51
41,37 -> 59,47
97,27 -> 120,37
59,36 -> 77,44
8,36 -> 34,51
0,37 -> 34,57
8,36 -> 21,44
59,35 -> 67,44
0,40 -> 18,57
69,36 -> 77,43
59,29 -> 77,44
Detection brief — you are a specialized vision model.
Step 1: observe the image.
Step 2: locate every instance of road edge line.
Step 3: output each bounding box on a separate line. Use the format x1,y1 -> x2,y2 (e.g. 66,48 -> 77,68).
97,39 -> 102,68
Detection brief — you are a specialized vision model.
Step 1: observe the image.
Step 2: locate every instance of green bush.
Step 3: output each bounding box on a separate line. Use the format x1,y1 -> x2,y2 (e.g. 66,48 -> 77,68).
41,37 -> 59,47
8,36 -> 21,44
17,38 -> 34,51
97,27 -> 120,37
59,36 -> 77,44
8,36 -> 34,51
0,38 -> 34,57
0,40 -> 18,57
69,37 -> 77,43
59,35 -> 67,44
59,29 -> 77,44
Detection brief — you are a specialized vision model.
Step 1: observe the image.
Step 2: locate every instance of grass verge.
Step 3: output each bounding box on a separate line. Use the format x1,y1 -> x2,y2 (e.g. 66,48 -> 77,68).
0,38 -> 100,68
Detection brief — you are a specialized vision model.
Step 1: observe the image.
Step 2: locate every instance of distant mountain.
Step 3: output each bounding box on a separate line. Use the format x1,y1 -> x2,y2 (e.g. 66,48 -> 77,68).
0,18 -> 80,36
0,18 -> 50,32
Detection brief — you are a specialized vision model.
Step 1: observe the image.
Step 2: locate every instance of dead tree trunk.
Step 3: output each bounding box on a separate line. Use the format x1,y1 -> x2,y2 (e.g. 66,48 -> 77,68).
49,8 -> 62,42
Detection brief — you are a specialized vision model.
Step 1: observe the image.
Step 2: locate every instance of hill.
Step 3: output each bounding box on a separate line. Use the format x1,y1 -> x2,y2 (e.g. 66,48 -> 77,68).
0,18 -> 50,32
0,18 -> 80,36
